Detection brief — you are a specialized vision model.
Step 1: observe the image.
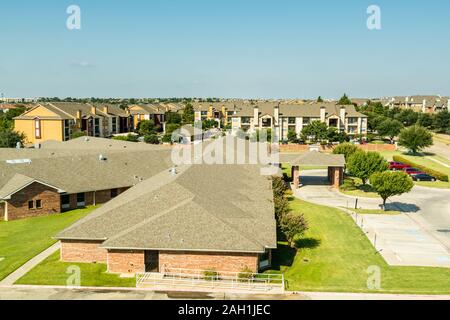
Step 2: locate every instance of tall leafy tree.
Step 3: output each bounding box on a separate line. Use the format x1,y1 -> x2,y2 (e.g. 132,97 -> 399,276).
370,171 -> 414,209
433,110 -> 450,133
398,125 -> 433,154
347,151 -> 389,185
0,130 -> 25,148
182,103 -> 195,124
333,143 -> 359,162
376,119 -> 403,144
301,121 -> 328,143
317,96 -> 324,103
337,94 -> 352,105
417,113 -> 434,129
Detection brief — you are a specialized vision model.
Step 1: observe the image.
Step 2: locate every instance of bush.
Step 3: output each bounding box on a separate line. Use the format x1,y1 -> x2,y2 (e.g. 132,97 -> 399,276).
70,131 -> 86,140
203,269 -> 219,281
112,134 -> 139,142
392,155 -> 449,182
238,267 -> 254,282
0,130 -> 25,148
280,212 -> 309,248
144,134 -> 160,144
347,151 -> 389,185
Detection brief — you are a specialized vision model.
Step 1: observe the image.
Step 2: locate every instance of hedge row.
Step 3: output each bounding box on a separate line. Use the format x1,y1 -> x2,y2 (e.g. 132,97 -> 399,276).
393,155 -> 449,182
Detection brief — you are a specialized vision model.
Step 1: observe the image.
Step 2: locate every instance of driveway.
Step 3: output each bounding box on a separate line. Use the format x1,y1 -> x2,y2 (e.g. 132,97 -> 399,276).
296,170 -> 450,268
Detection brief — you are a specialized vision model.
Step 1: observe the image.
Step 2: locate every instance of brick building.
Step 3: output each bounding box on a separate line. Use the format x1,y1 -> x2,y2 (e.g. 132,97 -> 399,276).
56,164 -> 277,275
0,137 -> 173,221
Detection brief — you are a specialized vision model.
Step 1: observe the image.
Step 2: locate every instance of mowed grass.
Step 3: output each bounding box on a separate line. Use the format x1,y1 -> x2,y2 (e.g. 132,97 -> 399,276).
269,198 -> 450,294
339,176 -> 379,198
16,251 -> 136,287
0,207 -> 95,281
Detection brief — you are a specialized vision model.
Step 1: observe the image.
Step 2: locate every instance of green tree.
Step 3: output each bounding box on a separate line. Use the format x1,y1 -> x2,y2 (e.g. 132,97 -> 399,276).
280,212 -> 309,248
327,127 -> 349,143
287,130 -> 298,143
138,120 -> 156,136
376,119 -> 403,144
337,94 -> 352,105
301,121 -> 328,143
417,113 -> 434,129
433,110 -> 450,133
70,131 -> 86,139
347,151 -> 389,185
333,143 -> 359,162
165,111 -> 182,124
317,96 -> 324,103
0,130 -> 25,148
398,125 -> 433,154
182,103 -> 195,124
370,171 -> 414,209
395,109 -> 419,127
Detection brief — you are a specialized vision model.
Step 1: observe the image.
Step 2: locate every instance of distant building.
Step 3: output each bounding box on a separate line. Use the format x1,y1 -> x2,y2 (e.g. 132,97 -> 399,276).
385,95 -> 449,113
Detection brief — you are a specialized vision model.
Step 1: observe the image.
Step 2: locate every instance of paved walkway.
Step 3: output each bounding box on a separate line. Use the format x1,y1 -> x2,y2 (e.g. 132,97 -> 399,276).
0,242 -> 60,286
1,285 -> 449,300
295,170 -> 450,268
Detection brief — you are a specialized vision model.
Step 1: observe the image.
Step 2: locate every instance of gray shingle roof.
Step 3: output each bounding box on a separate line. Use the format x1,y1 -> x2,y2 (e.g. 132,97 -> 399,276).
56,164 -> 277,254
281,151 -> 346,167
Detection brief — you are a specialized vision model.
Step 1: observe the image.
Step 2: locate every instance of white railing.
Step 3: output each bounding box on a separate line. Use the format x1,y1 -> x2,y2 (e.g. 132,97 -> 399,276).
136,268 -> 284,292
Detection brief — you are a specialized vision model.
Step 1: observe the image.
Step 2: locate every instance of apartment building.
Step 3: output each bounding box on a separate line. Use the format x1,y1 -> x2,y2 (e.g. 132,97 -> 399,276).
128,104 -> 166,130
385,95 -> 450,113
231,102 -> 368,140
14,102 -> 131,144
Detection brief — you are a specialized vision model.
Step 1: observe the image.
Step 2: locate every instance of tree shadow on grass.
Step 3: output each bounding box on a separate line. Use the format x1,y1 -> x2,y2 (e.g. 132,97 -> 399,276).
295,237 -> 321,249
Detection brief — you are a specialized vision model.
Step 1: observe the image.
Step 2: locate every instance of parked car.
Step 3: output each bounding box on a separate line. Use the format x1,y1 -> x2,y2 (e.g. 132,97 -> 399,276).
403,167 -> 425,175
389,162 -> 411,171
411,173 -> 437,182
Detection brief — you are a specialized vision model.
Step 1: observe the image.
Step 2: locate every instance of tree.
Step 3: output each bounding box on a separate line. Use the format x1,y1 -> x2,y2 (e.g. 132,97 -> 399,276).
202,119 -> 218,130
317,96 -> 324,103
327,127 -> 349,143
182,103 -> 195,124
337,94 -> 352,105
333,143 -> 359,162
376,119 -> 403,144
165,111 -> 182,125
398,125 -> 433,154
144,134 -> 160,144
70,131 -> 86,139
287,130 -> 298,143
301,121 -> 328,143
395,109 -> 419,127
138,120 -> 156,136
433,110 -> 450,133
347,151 -> 389,185
0,130 -> 25,148
280,213 -> 309,248
370,171 -> 414,209
417,113 -> 433,129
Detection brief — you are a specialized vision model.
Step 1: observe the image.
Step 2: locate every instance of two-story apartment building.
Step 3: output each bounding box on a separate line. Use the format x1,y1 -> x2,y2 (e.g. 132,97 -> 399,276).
231,102 -> 368,140
14,102 -> 131,144
128,104 -> 166,130
385,96 -> 450,113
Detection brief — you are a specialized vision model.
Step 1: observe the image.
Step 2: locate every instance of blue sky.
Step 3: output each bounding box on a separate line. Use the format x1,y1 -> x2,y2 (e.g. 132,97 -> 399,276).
0,0 -> 449,99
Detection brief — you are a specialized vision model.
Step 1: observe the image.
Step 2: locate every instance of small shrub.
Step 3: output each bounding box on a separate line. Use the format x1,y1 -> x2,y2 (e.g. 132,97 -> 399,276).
144,134 -> 160,144
238,267 -> 254,282
203,269 -> 219,281
70,131 -> 86,140
280,212 -> 309,248
392,155 -> 449,182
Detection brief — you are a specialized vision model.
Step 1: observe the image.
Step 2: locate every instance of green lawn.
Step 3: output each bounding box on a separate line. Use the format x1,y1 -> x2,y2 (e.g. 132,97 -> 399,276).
339,176 -> 379,198
269,198 -> 450,294
349,208 -> 401,215
0,207 -> 96,281
16,251 -> 136,287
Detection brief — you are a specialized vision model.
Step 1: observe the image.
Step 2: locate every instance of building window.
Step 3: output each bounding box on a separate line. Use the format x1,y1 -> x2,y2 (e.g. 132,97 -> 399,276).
61,194 -> 70,210
288,117 -> 296,124
111,189 -> 118,198
34,118 -> 41,139
28,201 -> 34,210
77,193 -> 85,207
261,118 -> 272,128
241,117 -> 251,124
94,118 -> 100,137
303,117 -> 310,125
36,200 -> 42,209
112,117 -> 117,134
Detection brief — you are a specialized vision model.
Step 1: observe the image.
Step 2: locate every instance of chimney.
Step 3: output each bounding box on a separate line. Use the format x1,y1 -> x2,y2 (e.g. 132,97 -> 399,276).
340,106 -> 346,123
91,106 -> 97,115
320,106 -> 326,123
76,110 -> 82,120
274,105 -> 280,126
253,106 -> 259,129
103,106 -> 109,114
422,99 -> 427,113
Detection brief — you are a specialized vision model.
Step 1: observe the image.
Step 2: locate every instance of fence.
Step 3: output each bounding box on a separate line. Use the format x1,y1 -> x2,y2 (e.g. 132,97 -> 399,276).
136,267 -> 284,292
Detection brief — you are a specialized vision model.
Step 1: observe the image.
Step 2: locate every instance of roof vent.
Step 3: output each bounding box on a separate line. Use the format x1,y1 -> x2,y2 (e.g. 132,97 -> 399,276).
84,137 -> 90,142
6,159 -> 32,165
170,167 -> 177,175
34,143 -> 41,149
16,142 -> 22,149
98,154 -> 107,161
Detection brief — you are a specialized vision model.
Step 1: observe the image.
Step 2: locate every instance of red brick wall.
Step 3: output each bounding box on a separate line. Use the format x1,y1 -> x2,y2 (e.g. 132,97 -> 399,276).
279,143 -> 397,153
107,250 -> 145,274
60,240 -> 107,263
5,182 -> 61,221
66,187 -> 130,210
159,251 -> 259,274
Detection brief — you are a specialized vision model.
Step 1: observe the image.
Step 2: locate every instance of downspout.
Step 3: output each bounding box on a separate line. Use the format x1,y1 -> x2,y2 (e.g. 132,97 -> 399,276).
1,201 -> 8,222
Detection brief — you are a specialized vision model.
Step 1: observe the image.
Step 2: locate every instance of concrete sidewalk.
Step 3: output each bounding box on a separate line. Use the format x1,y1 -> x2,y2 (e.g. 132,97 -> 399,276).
0,242 -> 60,286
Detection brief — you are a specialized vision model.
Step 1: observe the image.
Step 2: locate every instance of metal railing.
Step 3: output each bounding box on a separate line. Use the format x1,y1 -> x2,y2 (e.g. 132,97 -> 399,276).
136,267 -> 284,292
